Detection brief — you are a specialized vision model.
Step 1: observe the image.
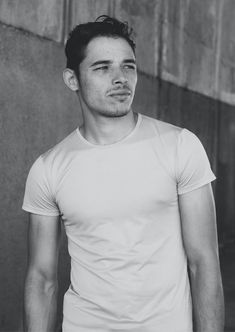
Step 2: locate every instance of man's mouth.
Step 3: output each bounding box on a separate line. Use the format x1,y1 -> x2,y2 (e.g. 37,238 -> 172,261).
108,90 -> 131,99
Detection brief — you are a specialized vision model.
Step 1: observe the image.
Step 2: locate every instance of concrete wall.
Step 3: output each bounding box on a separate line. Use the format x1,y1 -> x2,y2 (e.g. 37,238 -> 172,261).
0,0 -> 65,42
1,1 -> 235,331
0,23 -> 78,331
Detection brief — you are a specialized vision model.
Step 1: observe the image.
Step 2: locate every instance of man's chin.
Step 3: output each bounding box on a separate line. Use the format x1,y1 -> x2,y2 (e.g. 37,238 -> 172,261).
97,108 -> 131,118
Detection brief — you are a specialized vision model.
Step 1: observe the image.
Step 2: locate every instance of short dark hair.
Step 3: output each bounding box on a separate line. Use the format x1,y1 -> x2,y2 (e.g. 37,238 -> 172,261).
65,15 -> 136,76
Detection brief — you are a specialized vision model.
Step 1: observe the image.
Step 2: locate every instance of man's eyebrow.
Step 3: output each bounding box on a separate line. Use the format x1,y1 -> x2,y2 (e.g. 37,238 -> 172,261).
90,59 -> 136,67
90,60 -> 111,67
123,59 -> 136,64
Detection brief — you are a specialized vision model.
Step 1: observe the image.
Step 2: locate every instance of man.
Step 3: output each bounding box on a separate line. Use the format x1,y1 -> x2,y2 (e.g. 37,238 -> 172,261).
23,16 -> 224,332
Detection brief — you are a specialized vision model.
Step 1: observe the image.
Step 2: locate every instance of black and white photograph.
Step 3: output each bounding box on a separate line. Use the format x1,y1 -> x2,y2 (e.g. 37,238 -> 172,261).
0,1 -> 234,331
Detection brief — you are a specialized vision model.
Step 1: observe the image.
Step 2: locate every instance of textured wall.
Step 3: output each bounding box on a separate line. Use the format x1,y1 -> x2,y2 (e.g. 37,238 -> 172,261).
0,0 -> 64,42
219,0 -> 235,103
0,23 -> 78,331
159,0 -> 220,97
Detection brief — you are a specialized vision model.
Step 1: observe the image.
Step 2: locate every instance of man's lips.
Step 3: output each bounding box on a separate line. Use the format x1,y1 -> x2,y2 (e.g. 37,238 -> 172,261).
107,89 -> 131,97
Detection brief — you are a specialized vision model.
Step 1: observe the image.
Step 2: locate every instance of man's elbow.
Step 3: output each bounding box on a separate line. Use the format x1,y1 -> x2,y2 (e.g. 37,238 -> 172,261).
187,246 -> 221,277
25,268 -> 58,296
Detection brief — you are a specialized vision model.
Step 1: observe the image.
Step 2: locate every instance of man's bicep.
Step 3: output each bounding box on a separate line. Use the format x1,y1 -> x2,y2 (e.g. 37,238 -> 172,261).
27,213 -> 61,280
178,183 -> 219,264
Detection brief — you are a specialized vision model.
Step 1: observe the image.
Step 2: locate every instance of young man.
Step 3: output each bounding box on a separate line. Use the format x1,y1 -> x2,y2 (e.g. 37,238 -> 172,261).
23,16 -> 224,332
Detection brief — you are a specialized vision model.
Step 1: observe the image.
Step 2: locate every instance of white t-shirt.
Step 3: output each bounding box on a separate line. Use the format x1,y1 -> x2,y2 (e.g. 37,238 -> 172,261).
22,113 -> 216,332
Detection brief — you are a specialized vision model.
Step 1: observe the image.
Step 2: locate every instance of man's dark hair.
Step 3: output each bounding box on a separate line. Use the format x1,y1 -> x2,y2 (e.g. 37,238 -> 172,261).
65,15 -> 136,76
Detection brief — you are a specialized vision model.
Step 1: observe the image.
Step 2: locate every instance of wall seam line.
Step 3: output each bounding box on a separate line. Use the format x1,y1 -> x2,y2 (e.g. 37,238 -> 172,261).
214,0 -> 224,99
62,0 -> 72,45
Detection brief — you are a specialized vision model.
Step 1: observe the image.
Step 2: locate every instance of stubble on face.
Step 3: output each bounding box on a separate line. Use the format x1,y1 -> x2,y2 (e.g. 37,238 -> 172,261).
94,108 -> 130,118
97,94 -> 132,118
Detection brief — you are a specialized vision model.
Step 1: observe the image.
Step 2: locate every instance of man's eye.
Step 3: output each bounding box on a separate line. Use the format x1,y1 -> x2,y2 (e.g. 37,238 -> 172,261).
94,66 -> 109,71
123,65 -> 136,70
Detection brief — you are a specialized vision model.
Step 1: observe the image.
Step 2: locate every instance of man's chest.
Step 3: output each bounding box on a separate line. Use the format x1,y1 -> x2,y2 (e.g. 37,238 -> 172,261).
55,145 -> 178,227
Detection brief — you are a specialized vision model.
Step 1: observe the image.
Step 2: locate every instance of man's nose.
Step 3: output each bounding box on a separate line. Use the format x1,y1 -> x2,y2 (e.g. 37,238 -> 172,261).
112,69 -> 128,85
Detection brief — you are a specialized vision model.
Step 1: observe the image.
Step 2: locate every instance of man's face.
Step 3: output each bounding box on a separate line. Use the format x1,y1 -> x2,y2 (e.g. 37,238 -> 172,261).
77,36 -> 137,118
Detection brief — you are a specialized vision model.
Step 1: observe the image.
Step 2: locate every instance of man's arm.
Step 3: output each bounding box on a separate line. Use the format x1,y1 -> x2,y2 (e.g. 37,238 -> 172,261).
179,183 -> 224,332
24,213 -> 61,332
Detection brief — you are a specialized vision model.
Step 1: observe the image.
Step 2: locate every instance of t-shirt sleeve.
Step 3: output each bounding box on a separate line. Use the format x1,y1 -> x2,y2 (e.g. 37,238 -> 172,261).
176,129 -> 216,195
22,156 -> 60,216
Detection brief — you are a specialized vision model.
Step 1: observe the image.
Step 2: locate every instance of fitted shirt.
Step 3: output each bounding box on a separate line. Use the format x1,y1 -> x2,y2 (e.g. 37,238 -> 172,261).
23,113 -> 215,331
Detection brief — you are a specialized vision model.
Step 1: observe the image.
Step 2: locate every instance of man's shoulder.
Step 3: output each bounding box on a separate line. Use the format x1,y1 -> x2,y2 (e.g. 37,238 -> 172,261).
42,129 -> 78,159
140,114 -> 183,143
32,129 -> 80,173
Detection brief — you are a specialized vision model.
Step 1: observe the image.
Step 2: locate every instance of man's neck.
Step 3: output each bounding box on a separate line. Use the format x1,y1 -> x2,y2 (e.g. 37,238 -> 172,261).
79,111 -> 137,145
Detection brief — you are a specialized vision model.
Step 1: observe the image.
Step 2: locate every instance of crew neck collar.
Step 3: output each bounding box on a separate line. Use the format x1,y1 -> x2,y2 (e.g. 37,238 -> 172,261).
76,113 -> 142,148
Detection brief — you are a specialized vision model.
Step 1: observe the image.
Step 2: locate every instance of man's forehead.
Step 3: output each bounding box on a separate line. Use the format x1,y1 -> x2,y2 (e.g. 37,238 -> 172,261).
84,36 -> 135,60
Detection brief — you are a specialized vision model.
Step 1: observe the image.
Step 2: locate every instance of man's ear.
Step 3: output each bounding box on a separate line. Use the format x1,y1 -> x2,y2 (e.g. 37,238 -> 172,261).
63,69 -> 79,91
